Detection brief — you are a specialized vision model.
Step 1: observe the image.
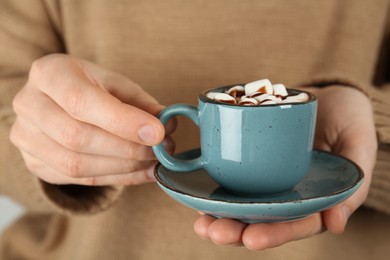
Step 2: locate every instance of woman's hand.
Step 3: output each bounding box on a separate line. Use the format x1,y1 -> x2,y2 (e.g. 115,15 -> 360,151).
10,54 -> 175,186
193,86 -> 377,250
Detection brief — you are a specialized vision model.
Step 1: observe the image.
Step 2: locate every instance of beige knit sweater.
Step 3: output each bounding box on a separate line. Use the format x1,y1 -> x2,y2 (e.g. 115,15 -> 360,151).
0,1 -> 390,259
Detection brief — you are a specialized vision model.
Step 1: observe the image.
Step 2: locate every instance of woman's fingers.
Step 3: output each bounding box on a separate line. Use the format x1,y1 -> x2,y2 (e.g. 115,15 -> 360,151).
10,118 -> 157,178
19,151 -> 158,186
194,213 -> 324,250
194,215 -> 246,246
241,214 -> 324,250
13,87 -> 173,160
76,58 -> 179,138
193,214 -> 215,240
82,62 -> 163,114
28,55 -> 165,145
11,54 -> 176,186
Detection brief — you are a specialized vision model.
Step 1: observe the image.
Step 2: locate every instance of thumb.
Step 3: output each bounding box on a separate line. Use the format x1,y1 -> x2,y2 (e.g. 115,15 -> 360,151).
34,55 -> 166,146
81,60 -> 164,115
322,135 -> 376,234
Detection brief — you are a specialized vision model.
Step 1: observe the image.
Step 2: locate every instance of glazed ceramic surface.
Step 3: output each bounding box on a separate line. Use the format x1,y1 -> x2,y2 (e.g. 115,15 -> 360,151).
155,149 -> 364,223
153,86 -> 317,195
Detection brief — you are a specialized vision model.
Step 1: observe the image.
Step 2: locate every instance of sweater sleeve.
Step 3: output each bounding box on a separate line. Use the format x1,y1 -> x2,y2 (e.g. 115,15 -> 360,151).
0,0 -> 124,215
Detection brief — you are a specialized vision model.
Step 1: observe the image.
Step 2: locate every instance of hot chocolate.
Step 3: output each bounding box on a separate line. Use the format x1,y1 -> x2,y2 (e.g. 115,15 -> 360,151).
206,79 -> 309,106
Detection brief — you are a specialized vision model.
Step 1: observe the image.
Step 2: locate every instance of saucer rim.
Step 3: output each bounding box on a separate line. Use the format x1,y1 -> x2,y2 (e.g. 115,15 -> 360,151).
154,149 -> 364,205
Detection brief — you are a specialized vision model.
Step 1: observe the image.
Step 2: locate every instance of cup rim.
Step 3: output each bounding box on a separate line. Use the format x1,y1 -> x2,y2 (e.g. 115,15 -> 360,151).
200,84 -> 317,107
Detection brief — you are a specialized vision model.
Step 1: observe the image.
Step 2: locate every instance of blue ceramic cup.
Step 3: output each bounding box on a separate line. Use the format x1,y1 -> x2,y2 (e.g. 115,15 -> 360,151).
153,86 -> 317,195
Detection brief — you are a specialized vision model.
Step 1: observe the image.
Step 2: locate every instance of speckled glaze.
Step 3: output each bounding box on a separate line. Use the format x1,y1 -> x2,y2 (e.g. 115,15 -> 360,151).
155,148 -> 364,223
153,86 -> 317,195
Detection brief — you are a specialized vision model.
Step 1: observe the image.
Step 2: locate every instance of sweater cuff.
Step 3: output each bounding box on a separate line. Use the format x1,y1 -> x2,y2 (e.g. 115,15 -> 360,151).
37,179 -> 124,215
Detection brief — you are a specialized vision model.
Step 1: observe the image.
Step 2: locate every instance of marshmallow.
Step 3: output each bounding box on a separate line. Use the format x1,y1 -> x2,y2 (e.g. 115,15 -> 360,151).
206,92 -> 219,99
251,93 -> 282,104
261,100 -> 277,105
244,79 -> 273,96
238,96 -> 259,106
272,83 -> 288,97
281,93 -> 309,103
225,85 -> 245,98
213,93 -> 237,104
249,92 -> 272,100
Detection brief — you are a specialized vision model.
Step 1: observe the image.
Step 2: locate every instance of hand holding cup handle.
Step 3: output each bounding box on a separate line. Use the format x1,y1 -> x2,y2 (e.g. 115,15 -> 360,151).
11,54 -> 168,186
152,104 -> 203,172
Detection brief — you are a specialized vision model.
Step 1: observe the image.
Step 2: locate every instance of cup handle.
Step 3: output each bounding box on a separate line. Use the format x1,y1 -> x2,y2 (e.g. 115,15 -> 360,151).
152,104 -> 203,172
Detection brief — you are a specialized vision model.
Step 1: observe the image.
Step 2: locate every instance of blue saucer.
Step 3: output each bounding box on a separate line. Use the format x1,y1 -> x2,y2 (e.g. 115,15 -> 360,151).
155,149 -> 364,223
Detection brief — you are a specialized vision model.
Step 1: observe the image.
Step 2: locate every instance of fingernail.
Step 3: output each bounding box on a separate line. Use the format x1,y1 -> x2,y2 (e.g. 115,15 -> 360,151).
162,138 -> 175,155
138,124 -> 158,145
146,165 -> 157,180
342,206 -> 351,220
